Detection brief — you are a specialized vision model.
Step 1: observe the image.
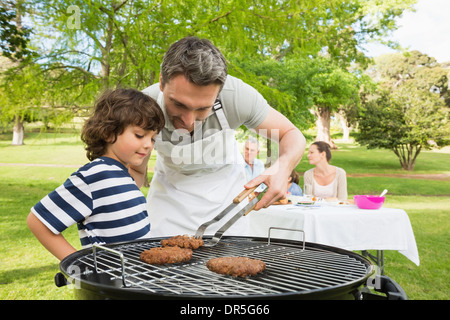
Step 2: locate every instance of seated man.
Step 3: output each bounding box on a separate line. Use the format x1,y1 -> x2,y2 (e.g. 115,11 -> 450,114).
243,137 -> 266,192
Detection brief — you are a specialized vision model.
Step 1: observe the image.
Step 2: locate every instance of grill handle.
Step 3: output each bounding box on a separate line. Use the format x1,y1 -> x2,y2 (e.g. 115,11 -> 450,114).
267,227 -> 305,251
374,275 -> 408,300
54,272 -> 68,287
362,275 -> 408,300
93,244 -> 127,287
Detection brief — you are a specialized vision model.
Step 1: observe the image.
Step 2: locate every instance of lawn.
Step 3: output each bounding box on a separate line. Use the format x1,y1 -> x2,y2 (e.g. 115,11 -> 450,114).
0,130 -> 449,300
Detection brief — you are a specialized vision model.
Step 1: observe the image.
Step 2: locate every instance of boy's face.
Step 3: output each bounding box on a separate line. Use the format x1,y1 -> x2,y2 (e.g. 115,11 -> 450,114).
104,125 -> 158,167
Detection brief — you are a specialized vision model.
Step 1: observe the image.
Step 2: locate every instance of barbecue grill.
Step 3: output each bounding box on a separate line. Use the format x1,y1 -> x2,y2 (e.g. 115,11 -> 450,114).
55,234 -> 407,300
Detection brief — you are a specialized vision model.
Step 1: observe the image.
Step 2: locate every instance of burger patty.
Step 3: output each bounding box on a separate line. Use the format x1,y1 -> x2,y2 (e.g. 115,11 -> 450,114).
139,246 -> 193,265
206,257 -> 266,278
161,235 -> 204,249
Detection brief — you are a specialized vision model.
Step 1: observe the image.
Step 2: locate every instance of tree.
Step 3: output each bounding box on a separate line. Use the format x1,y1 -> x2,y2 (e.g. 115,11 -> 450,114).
310,59 -> 363,148
357,51 -> 449,170
220,0 -> 416,147
336,71 -> 376,142
0,2 -> 34,61
1,0 -> 417,146
1,0 -> 39,145
0,62 -> 77,143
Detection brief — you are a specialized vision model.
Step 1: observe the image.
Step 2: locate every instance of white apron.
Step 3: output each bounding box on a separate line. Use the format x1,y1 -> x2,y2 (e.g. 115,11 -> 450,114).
146,93 -> 249,237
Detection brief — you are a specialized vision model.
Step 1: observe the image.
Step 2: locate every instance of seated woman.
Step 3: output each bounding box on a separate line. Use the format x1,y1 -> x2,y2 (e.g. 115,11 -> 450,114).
303,141 -> 347,201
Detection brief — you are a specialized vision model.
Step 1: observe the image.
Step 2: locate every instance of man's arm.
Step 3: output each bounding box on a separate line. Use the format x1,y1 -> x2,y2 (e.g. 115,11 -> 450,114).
245,107 -> 306,210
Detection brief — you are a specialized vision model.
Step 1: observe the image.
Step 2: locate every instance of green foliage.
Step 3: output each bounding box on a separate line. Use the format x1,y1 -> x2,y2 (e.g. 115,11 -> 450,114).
310,58 -> 362,110
0,62 -> 88,128
231,56 -> 316,129
357,91 -> 448,170
1,0 -> 418,142
0,6 -> 35,61
357,51 -> 450,170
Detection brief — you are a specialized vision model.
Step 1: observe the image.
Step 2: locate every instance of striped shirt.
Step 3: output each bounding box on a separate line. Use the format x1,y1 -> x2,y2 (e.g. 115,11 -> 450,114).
31,157 -> 151,248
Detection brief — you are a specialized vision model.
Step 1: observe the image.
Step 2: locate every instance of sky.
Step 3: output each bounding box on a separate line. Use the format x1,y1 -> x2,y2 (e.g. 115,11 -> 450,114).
362,0 -> 450,63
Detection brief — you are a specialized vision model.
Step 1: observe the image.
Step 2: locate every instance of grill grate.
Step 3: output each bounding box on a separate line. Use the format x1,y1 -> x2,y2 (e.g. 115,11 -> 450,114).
68,237 -> 373,298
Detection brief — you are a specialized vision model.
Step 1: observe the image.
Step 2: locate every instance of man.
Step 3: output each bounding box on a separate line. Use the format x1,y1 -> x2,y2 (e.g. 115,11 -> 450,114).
132,36 -> 305,237
243,137 -> 266,193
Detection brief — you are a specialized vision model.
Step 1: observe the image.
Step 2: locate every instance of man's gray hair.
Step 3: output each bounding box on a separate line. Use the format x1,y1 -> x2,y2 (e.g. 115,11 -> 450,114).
160,36 -> 228,89
245,137 -> 260,150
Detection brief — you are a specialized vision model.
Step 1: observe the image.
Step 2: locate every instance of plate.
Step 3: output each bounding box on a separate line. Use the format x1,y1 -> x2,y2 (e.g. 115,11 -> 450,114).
297,200 -> 315,205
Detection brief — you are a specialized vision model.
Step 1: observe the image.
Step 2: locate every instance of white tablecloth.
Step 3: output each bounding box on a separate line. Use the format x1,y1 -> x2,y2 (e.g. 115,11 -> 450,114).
245,203 -> 420,266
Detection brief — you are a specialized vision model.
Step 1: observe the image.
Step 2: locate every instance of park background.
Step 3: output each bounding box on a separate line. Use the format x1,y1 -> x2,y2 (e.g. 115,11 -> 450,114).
1,0 -> 449,300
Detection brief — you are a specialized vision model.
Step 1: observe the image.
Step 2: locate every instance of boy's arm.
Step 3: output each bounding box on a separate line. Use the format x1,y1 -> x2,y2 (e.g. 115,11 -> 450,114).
27,213 -> 77,261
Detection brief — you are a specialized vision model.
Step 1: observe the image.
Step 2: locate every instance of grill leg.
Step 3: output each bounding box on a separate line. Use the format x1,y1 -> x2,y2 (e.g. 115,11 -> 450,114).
361,250 -> 385,275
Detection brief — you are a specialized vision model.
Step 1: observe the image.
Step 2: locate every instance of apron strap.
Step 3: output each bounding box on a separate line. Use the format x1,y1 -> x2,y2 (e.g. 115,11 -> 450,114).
213,100 -> 230,130
157,91 -> 163,105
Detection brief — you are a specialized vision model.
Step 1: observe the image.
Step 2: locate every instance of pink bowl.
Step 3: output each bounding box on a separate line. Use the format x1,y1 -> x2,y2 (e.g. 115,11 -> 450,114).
354,195 -> 385,210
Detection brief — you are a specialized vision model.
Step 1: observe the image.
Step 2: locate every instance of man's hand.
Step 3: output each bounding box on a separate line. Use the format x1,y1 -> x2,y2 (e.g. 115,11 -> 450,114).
244,161 -> 291,210
248,107 -> 306,210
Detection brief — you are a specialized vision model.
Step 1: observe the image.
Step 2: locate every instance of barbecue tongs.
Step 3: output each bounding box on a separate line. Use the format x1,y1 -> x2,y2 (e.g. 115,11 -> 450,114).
194,186 -> 259,246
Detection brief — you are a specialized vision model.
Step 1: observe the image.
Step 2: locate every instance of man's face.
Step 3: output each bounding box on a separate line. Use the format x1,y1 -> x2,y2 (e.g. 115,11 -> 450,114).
244,142 -> 259,164
160,74 -> 221,133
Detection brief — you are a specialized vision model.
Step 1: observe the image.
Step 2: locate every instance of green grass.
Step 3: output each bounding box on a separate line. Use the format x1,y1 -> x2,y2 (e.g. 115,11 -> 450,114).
0,131 -> 87,165
0,131 -> 449,300
296,142 -> 450,175
381,196 -> 449,300
0,165 -> 79,299
346,177 -> 450,196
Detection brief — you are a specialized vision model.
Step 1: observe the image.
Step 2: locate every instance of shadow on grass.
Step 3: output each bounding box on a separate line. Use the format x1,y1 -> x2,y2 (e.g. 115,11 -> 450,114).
0,264 -> 59,285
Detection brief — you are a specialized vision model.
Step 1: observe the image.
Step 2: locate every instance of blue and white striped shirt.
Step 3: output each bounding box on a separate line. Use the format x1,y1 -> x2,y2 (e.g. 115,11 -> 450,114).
31,157 -> 151,248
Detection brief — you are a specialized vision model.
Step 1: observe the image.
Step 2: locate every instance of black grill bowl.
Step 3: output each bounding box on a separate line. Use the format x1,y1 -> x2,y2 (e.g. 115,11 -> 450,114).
57,236 -> 377,300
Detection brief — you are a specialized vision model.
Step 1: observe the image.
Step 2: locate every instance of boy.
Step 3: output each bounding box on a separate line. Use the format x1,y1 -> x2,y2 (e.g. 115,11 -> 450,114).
27,88 -> 165,260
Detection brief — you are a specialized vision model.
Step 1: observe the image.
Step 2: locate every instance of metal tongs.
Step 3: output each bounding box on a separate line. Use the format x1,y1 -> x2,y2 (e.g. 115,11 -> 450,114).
194,186 -> 259,246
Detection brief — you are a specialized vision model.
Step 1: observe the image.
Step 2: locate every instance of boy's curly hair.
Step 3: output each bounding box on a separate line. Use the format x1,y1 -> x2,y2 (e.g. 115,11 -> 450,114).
81,88 -> 165,161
